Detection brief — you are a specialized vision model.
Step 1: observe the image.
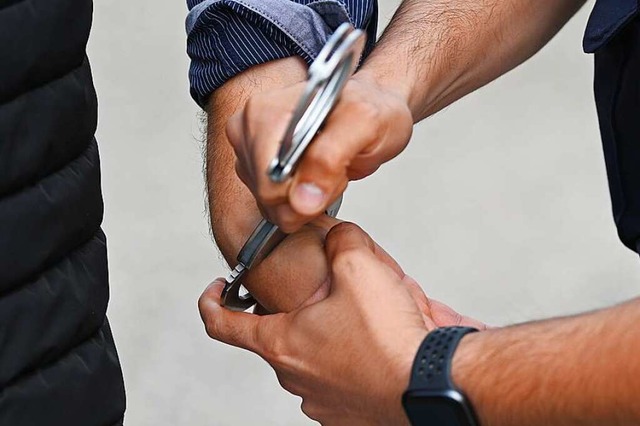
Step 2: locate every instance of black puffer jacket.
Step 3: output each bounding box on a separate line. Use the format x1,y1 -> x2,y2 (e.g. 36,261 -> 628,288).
0,1 -> 125,425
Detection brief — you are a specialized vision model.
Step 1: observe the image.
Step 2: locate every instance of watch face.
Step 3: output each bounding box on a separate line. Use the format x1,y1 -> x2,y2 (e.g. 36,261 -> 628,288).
403,390 -> 477,426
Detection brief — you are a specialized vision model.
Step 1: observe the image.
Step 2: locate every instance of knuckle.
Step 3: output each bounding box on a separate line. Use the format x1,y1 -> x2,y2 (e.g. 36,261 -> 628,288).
256,317 -> 295,368
300,400 -> 323,422
278,218 -> 302,234
275,373 -> 299,396
300,397 -> 324,424
353,100 -> 380,123
203,316 -> 221,340
197,291 -> 207,313
197,296 -> 219,340
225,115 -> 243,148
331,247 -> 368,274
336,178 -> 348,194
259,207 -> 280,227
224,322 -> 244,345
327,221 -> 360,241
242,95 -> 269,138
256,182 -> 283,206
305,147 -> 341,176
242,95 -> 262,119
272,204 -> 305,233
453,311 -> 464,327
348,161 -> 379,180
257,332 -> 286,365
362,120 -> 381,145
234,161 -> 251,185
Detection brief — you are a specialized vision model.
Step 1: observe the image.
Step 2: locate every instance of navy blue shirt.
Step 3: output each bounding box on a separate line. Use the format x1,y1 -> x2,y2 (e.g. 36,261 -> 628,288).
186,0 -> 377,108
583,0 -> 638,53
585,0 -> 640,254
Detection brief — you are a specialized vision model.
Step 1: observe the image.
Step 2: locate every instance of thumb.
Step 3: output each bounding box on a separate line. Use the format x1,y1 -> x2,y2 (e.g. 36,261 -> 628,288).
324,222 -> 395,293
198,279 -> 267,353
372,242 -> 405,278
325,222 -> 404,278
324,222 -> 377,264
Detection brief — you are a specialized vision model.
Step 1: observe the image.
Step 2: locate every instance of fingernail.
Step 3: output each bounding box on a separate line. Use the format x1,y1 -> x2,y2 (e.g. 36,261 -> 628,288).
293,183 -> 326,213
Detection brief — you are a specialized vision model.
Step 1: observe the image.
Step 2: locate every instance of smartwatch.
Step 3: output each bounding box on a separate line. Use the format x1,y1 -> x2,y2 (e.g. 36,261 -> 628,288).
402,327 -> 479,425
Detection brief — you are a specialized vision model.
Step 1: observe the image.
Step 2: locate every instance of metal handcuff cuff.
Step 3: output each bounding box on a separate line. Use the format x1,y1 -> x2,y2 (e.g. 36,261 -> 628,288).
221,23 -> 366,311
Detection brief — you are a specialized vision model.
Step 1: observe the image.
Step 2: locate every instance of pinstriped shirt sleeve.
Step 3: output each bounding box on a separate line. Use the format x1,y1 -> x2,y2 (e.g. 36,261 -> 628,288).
186,0 -> 378,108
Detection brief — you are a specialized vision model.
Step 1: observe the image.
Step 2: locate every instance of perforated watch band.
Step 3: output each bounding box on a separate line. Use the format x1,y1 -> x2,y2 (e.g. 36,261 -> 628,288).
408,327 -> 478,392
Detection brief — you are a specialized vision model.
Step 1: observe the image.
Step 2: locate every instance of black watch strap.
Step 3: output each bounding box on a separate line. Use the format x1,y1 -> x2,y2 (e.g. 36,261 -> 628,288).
407,326 -> 478,392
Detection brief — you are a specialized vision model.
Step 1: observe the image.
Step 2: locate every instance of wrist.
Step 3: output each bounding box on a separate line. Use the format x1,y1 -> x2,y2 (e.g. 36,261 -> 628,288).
402,327 -> 482,425
388,329 -> 430,426
451,330 -> 488,424
209,194 -> 262,262
354,65 -> 412,106
356,42 -> 449,123
451,330 -> 481,388
353,66 -> 422,123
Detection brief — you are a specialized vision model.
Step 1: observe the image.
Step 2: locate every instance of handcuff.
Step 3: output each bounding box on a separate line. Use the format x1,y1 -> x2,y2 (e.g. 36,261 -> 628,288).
221,23 -> 366,311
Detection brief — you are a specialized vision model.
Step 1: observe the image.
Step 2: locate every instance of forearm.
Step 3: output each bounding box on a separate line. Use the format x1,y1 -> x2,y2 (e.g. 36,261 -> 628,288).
452,298 -> 640,425
207,57 -> 336,313
358,0 -> 586,121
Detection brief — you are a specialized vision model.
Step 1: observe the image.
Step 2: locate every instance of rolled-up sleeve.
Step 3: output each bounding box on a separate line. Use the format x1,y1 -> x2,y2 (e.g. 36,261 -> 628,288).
186,0 -> 378,108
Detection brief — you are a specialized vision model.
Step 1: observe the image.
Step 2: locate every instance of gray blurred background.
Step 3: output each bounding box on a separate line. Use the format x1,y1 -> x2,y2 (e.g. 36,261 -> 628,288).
88,0 -> 639,424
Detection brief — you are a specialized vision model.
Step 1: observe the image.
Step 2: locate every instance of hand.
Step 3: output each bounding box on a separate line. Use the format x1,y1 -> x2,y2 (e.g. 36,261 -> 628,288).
226,75 -> 414,233
240,214 -> 407,313
199,223 -> 486,425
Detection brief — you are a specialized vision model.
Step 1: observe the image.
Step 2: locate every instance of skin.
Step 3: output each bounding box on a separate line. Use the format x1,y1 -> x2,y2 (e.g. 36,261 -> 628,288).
227,0 -> 587,232
206,56 -> 479,318
200,224 -> 640,426
199,223 -> 469,426
453,301 -> 640,425
200,0 -> 640,424
206,57 -> 344,313
226,72 -> 413,233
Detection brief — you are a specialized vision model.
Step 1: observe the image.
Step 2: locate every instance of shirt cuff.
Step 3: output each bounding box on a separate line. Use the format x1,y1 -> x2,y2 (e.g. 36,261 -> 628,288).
186,0 -> 377,108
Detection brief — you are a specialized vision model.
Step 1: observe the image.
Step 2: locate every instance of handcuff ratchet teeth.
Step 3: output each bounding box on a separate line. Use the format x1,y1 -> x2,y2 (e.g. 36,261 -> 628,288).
221,23 -> 366,312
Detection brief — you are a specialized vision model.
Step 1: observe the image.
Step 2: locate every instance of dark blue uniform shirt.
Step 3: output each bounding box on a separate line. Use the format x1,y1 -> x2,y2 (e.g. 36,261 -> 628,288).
585,0 -> 640,254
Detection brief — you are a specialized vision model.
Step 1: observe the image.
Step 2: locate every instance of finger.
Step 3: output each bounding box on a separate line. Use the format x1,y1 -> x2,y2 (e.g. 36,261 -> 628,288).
324,222 -> 376,263
228,112 -> 257,184
372,243 -> 405,278
402,275 -> 436,328
234,159 -> 252,189
278,182 -> 347,233
288,104 -> 378,217
198,279 -> 264,353
428,298 -> 489,330
300,400 -> 322,423
225,112 -> 244,152
287,180 -> 347,229
402,275 -> 431,315
297,276 -> 331,309
273,203 -> 306,234
253,201 -> 305,234
324,223 -> 402,293
325,223 -> 405,278
243,92 -> 296,209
